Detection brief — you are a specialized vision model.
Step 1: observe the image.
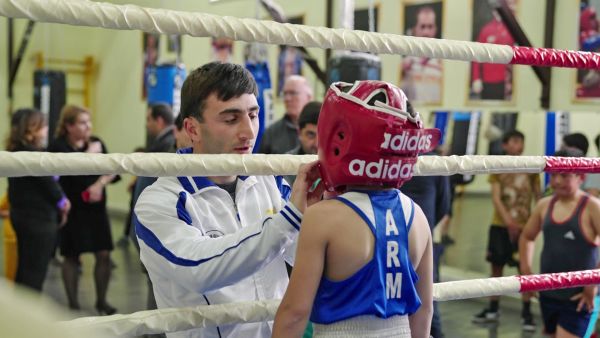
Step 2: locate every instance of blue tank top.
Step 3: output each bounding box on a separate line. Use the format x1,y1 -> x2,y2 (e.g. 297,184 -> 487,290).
310,190 -> 422,324
540,194 -> 599,300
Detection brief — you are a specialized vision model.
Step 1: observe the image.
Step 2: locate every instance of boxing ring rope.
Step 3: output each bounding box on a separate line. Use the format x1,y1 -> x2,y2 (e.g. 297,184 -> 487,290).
3,0 -> 600,336
1,152 -> 600,177
60,270 -> 600,337
1,0 -> 600,69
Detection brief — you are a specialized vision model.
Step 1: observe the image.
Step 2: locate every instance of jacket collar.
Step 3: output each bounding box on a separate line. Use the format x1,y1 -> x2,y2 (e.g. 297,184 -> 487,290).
176,147 -> 254,194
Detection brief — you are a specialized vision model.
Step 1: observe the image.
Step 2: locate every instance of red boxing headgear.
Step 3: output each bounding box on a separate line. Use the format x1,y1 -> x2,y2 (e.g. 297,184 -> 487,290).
317,81 -> 441,192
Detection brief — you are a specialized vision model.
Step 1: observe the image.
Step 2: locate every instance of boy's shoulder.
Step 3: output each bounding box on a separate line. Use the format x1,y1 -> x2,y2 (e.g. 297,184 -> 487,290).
537,195 -> 553,207
585,194 -> 600,211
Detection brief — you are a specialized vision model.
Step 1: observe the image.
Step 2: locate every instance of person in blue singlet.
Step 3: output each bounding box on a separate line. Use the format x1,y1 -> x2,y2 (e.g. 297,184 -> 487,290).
520,148 -> 600,338
273,81 -> 441,338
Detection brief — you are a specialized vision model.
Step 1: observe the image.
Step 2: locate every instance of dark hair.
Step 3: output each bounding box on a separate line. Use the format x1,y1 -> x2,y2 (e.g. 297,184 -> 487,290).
563,132 -> 589,155
298,101 -> 322,130
149,103 -> 174,125
174,113 -> 185,131
502,130 -> 525,144
6,108 -> 45,151
180,62 -> 258,122
595,134 -> 600,151
553,147 -> 584,158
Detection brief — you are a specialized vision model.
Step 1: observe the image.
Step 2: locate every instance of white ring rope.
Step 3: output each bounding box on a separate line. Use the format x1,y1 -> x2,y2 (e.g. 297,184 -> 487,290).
62,270 -> 598,337
0,0 -> 515,64
0,152 -> 549,177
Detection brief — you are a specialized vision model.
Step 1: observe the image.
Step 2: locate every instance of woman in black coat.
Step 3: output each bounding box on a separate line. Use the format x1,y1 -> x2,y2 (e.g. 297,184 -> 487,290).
6,108 -> 70,291
49,105 -> 119,314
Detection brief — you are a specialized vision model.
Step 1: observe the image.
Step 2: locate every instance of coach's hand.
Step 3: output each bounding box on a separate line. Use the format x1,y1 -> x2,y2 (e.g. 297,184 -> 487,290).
290,161 -> 325,213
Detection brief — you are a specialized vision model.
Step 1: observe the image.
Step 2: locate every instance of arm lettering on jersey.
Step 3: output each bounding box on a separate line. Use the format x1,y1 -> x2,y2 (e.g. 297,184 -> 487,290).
386,208 -> 403,299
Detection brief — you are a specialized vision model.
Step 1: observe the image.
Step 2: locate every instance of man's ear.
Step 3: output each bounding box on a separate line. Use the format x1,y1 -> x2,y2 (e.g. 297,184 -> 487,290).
156,116 -> 165,128
184,117 -> 201,143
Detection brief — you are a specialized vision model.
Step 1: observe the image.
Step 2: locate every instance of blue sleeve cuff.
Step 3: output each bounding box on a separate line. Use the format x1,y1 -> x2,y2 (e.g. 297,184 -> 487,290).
57,196 -> 68,209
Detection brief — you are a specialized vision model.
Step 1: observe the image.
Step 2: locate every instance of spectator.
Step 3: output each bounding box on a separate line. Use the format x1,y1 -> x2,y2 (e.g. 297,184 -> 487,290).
49,105 -> 119,314
6,108 -> 70,292
520,148 -> 600,338
473,130 -> 540,332
285,101 -> 321,185
260,75 -> 313,154
146,103 -> 175,153
583,134 -> 600,197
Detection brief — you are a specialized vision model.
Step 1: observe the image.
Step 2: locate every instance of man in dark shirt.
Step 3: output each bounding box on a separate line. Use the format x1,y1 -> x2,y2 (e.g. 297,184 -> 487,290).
285,101 -> 321,185
146,103 -> 175,152
260,75 -> 313,154
401,161 -> 451,338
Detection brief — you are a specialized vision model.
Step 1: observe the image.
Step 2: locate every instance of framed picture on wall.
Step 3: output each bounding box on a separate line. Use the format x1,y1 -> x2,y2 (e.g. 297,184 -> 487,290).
142,33 -> 161,99
354,5 -> 379,32
211,37 -> 234,63
468,0 -> 518,104
167,35 -> 182,54
399,0 -> 444,106
575,0 -> 600,100
277,16 -> 304,97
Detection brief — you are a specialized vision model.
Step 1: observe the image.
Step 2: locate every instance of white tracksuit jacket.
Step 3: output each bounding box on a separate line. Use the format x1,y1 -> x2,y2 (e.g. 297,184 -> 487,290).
134,171 -> 301,338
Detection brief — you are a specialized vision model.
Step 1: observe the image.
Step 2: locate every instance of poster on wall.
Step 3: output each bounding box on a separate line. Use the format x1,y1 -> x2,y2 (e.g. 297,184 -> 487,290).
576,0 -> 600,100
211,37 -> 234,63
468,0 -> 518,103
400,0 -> 444,105
277,16 -> 304,97
168,35 -> 182,55
142,33 -> 161,98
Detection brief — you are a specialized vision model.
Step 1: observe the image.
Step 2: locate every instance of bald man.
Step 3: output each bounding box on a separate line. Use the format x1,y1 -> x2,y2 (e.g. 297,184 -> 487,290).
260,75 -> 313,154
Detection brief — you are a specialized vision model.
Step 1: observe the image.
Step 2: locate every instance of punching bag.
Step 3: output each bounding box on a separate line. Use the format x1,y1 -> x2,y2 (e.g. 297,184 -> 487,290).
450,111 -> 481,185
327,52 -> 381,85
246,62 -> 272,153
147,63 -> 187,115
34,70 -> 66,143
433,111 -> 450,146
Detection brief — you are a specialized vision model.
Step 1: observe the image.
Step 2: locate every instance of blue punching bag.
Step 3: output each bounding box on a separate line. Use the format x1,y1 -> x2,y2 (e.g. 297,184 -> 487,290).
147,63 -> 187,115
433,111 -> 450,145
246,56 -> 273,153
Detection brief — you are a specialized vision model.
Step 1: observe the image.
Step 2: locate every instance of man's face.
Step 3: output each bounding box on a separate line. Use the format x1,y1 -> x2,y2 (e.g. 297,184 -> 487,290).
283,79 -> 312,121
502,137 -> 524,156
414,10 -> 437,38
299,123 -> 318,154
146,109 -> 161,138
186,93 -> 259,155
